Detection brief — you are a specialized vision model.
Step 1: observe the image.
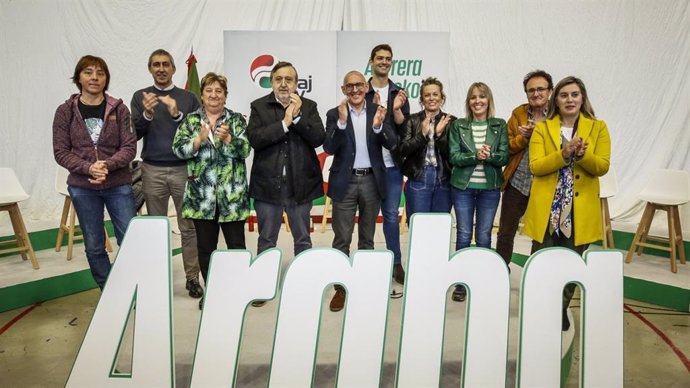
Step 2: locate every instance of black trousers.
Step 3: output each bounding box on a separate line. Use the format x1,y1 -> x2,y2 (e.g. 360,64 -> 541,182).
193,217 -> 245,284
531,229 -> 588,309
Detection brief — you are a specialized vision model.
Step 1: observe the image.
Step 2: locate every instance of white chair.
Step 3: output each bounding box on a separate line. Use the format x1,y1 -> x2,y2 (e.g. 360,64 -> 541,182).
0,167 -> 39,269
625,169 -> 689,273
320,155 -> 334,233
599,166 -> 618,249
55,166 -> 112,260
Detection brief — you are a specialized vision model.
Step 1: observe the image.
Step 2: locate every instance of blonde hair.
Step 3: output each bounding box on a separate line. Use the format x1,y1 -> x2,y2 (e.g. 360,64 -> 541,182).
464,82 -> 495,121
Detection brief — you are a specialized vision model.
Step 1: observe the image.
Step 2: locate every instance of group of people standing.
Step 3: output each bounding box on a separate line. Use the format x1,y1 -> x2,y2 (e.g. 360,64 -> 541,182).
52,44 -> 610,329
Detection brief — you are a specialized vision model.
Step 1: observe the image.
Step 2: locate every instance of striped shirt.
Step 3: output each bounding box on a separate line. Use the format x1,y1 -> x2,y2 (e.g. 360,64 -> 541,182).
468,121 -> 488,188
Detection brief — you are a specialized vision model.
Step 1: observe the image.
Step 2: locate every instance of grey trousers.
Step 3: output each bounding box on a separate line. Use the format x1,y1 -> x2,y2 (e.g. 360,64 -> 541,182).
331,173 -> 381,257
141,163 -> 200,280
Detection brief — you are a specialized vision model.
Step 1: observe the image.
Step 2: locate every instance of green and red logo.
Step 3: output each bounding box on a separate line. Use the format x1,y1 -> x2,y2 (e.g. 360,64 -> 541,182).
249,54 -> 277,89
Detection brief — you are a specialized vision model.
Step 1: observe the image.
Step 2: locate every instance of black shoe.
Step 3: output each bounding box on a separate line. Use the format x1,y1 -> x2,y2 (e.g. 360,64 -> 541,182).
452,285 -> 467,302
199,298 -> 204,310
392,264 -> 405,285
562,308 -> 570,331
186,278 -> 204,299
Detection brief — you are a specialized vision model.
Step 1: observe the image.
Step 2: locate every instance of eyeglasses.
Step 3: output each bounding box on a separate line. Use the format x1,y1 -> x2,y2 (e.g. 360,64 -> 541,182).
526,87 -> 549,95
344,82 -> 366,92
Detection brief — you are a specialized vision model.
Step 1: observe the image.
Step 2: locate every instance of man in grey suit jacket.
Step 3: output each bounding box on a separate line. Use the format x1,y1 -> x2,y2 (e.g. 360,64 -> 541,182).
323,70 -> 397,312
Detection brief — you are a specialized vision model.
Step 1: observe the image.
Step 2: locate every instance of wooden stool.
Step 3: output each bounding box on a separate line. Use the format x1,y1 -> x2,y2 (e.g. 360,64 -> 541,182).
625,169 -> 688,273
0,167 -> 39,269
0,202 -> 39,269
55,196 -> 113,261
599,167 -> 618,249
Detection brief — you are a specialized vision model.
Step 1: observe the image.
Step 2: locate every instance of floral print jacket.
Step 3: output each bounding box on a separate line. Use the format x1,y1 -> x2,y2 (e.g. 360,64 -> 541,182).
172,107 -> 250,222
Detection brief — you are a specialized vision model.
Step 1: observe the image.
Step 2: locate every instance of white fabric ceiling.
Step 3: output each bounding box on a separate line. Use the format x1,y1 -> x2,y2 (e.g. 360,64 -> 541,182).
1,0 -> 689,232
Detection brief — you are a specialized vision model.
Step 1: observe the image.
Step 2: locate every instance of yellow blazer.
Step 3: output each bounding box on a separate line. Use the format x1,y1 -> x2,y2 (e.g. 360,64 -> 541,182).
523,113 -> 611,246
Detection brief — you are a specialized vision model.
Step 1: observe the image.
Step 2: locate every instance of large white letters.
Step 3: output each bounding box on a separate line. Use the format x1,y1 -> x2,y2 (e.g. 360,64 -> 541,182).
67,217 -> 174,387
67,215 -> 623,387
517,248 -> 624,387
397,214 -> 510,387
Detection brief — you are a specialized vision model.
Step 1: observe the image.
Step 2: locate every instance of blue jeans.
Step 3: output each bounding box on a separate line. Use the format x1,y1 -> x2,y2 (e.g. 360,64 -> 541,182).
451,187 -> 501,250
405,166 -> 451,217
255,200 -> 312,256
382,167 -> 403,264
68,184 -> 136,289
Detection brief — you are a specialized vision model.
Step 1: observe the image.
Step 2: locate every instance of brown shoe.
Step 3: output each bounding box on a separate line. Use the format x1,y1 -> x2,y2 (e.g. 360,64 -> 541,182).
329,289 -> 346,312
392,264 -> 405,285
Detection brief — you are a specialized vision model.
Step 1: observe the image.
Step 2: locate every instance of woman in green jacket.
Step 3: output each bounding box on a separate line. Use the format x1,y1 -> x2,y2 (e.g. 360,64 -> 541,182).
173,72 -> 250,309
448,82 -> 508,301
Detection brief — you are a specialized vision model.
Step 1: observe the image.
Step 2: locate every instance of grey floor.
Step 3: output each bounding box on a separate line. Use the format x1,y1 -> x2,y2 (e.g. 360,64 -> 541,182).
1,220 -> 689,387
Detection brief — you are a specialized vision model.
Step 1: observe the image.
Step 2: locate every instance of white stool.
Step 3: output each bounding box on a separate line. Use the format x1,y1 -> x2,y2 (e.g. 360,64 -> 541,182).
0,167 -> 39,269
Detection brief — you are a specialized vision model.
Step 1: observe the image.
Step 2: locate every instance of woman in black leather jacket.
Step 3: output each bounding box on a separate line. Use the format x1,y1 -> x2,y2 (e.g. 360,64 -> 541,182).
398,77 -> 456,220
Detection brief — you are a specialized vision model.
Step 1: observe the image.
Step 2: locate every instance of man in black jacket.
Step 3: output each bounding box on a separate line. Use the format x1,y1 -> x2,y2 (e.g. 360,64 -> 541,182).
247,61 -> 325,266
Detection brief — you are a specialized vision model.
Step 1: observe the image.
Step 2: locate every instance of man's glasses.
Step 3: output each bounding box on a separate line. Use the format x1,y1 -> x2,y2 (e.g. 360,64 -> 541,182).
526,87 -> 549,95
344,82 -> 366,92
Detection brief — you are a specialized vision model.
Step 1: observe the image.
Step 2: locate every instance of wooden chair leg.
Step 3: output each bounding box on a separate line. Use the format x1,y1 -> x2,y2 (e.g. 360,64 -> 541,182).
673,206 -> 686,265
636,204 -> 656,256
626,202 -> 653,263
602,198 -> 614,249
283,211 -> 291,233
321,196 -> 331,233
600,198 -> 609,249
6,205 -> 27,261
67,205 -> 77,260
104,228 -> 113,252
667,205 -> 678,273
400,205 -> 407,234
56,196 -> 70,252
635,206 -> 650,256
606,204 -> 615,249
9,204 -> 39,269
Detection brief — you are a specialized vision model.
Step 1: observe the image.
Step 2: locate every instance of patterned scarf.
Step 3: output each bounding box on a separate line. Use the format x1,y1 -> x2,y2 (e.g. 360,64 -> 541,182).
549,118 -> 578,238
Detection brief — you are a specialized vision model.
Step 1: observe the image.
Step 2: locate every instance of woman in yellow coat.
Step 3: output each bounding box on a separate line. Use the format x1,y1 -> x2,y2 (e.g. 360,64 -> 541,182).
523,76 -> 611,330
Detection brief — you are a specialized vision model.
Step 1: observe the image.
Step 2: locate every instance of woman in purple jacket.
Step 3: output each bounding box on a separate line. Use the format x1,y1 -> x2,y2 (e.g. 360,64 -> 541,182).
52,55 -> 137,289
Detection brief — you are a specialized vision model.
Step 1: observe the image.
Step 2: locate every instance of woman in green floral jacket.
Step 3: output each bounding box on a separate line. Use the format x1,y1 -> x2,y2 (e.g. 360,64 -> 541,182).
173,72 -> 250,309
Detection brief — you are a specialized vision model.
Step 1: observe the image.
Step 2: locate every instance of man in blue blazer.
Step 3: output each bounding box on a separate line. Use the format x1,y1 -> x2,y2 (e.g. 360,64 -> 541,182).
323,70 -> 397,312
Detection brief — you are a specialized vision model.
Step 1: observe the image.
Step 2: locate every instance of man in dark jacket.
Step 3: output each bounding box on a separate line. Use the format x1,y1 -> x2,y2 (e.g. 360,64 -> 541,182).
323,70 -> 397,312
247,61 -> 325,265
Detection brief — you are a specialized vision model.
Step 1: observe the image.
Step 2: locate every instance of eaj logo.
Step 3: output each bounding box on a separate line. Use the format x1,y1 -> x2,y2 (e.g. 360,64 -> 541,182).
249,54 -> 314,95
249,54 -> 277,89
